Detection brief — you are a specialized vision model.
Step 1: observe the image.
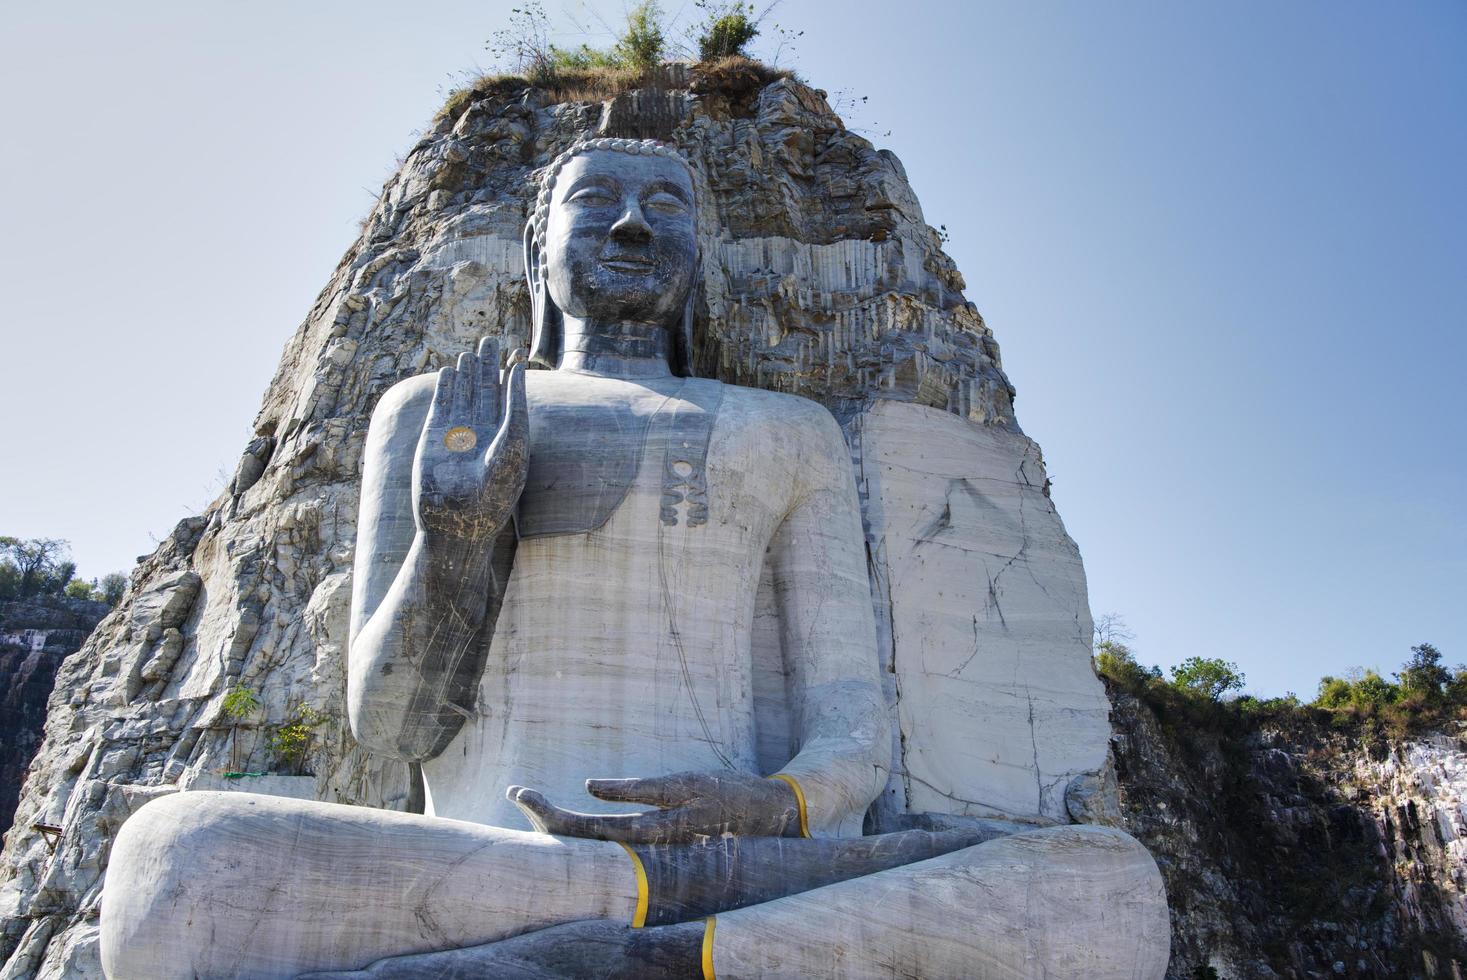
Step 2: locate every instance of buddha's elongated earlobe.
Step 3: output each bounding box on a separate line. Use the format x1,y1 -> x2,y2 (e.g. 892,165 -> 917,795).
524,221 -> 558,368
673,252 -> 700,378
674,283 -> 697,378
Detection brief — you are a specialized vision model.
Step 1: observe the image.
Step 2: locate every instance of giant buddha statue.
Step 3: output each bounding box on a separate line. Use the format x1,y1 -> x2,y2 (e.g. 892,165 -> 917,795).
99,138 -> 1169,978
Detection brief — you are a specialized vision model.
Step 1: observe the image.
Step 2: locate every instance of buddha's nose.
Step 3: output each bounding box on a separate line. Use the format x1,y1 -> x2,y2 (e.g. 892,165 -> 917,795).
609,201 -> 652,243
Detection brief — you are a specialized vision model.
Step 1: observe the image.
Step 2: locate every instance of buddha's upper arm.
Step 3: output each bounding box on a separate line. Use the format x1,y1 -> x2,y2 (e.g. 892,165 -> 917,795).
769,400 -> 878,685
349,374 -> 435,643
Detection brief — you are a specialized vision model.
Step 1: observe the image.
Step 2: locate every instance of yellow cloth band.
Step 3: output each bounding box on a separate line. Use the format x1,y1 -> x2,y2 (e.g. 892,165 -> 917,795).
768,773 -> 811,838
616,842 -> 649,928
701,916 -> 717,980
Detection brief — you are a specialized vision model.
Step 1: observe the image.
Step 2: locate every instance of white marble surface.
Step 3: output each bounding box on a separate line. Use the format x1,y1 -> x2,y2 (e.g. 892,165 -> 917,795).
351,369 -> 889,837
712,825 -> 1169,978
853,400 -> 1112,822
99,792 -> 639,979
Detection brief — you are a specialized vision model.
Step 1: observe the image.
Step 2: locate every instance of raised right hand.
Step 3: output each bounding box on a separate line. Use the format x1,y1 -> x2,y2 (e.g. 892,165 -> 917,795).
413,337 -> 528,542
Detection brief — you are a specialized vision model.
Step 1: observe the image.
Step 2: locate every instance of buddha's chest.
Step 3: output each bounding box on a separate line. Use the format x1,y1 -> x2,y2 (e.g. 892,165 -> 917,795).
518,373 -> 733,538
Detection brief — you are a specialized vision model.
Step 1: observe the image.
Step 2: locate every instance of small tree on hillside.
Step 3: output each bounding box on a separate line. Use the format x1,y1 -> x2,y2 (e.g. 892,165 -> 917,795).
98,572 -> 128,606
0,537 -> 71,598
1170,656 -> 1246,702
42,560 -> 76,596
221,684 -> 261,772
1398,642 -> 1451,704
695,1 -> 760,60
1351,669 -> 1400,707
0,562 -> 18,601
615,1 -> 666,73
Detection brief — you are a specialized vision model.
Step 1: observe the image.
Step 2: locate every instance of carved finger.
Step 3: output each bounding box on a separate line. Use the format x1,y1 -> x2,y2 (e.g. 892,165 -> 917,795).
509,786 -> 661,840
510,786 -> 721,843
452,351 -> 477,421
500,361 -> 528,448
424,366 -> 456,436
482,362 -> 528,481
586,774 -> 699,808
477,336 -> 501,429
507,786 -> 605,837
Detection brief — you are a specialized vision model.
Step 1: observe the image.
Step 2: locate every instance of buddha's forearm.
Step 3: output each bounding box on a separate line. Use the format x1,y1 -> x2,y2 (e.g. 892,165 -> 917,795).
777,679 -> 891,835
348,531 -> 506,761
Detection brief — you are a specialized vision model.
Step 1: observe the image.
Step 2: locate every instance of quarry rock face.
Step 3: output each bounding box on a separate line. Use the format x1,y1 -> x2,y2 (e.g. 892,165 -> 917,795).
0,74 -> 1111,977
1108,687 -> 1467,978
0,597 -> 109,841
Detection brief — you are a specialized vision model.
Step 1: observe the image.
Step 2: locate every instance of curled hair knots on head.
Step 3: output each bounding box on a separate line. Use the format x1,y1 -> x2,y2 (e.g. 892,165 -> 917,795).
529,138 -> 696,250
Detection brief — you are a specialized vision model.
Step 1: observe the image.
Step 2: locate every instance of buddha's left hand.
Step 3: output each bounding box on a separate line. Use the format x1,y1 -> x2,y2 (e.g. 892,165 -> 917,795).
507,771 -> 802,843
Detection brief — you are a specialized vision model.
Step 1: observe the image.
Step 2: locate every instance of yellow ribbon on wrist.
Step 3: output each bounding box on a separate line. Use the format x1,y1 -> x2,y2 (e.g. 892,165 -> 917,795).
616,842 -> 649,928
701,916 -> 717,980
768,773 -> 811,839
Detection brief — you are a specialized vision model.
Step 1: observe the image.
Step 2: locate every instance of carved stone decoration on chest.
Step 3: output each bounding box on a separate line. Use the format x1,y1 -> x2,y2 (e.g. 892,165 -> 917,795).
517,375 -> 724,537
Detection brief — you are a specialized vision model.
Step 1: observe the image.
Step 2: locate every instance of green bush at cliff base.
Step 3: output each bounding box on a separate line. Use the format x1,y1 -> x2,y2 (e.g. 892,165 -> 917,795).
269,705 -> 326,775
221,685 -> 260,720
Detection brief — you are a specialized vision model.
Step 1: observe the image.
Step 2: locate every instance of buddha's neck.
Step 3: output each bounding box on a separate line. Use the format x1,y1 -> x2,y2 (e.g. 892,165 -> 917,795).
558,317 -> 673,379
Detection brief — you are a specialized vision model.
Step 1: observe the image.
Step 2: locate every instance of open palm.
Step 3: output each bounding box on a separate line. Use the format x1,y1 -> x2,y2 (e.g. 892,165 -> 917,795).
414,337 -> 528,542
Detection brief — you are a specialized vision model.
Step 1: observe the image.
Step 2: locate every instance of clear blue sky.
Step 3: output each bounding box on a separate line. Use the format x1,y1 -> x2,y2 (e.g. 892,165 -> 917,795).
1,2 -> 1461,696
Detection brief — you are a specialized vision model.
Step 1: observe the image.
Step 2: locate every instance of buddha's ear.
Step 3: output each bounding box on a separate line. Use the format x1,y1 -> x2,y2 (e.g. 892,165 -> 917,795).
673,250 -> 700,378
523,220 -> 558,369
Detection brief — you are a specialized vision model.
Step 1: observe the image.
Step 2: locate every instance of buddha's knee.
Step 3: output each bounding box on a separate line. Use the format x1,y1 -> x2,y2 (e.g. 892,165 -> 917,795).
100,791 -> 304,979
948,824 -> 1169,972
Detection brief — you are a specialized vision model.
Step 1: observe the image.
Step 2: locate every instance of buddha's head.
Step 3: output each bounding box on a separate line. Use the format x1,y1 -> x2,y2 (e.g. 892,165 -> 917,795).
523,138 -> 700,375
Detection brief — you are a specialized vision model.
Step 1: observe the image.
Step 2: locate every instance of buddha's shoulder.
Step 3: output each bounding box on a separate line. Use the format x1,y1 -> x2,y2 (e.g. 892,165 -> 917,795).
372,372 -> 438,423
713,383 -> 846,448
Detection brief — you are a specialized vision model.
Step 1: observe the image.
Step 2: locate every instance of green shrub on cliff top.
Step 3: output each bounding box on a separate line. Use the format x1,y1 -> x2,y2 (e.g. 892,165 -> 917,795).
1095,613 -> 1464,740
1095,639 -> 1162,690
695,1 -> 760,61
1170,656 -> 1246,702
615,2 -> 667,73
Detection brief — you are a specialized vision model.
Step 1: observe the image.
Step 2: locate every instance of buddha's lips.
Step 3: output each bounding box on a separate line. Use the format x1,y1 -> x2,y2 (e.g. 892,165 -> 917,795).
600,254 -> 656,274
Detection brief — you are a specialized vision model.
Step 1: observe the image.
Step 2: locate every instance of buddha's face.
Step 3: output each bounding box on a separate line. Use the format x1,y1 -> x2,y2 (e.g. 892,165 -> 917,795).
542,149 -> 698,326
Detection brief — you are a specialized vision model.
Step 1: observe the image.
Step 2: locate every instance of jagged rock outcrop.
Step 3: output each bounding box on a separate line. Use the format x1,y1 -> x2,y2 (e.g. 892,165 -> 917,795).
0,71 -> 1110,978
1108,685 -> 1467,979
0,597 -> 109,839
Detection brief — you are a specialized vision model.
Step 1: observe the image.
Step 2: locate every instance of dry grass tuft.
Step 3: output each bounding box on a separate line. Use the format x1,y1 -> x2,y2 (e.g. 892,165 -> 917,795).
690,55 -> 792,100
435,66 -> 646,124
433,57 -> 792,125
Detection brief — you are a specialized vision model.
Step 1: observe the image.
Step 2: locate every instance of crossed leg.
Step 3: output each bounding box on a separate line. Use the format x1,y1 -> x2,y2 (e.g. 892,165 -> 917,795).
100,792 -> 639,979
304,825 -> 1171,979
101,792 -> 1168,979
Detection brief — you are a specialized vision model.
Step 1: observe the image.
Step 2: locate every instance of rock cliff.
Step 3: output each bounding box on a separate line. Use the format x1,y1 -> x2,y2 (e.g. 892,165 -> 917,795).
0,597 -> 109,841
1108,684 -> 1467,979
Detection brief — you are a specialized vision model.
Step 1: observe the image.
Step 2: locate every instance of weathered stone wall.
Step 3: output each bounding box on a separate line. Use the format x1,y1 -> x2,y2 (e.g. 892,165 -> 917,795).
0,74 -> 1104,978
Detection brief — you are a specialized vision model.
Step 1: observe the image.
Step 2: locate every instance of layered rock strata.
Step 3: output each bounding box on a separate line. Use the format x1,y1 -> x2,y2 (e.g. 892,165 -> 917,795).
0,73 -> 1109,977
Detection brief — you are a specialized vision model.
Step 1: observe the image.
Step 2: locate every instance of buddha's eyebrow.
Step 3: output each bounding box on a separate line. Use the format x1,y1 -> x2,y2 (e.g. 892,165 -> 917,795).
564,173 -> 620,196
643,178 -> 691,203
